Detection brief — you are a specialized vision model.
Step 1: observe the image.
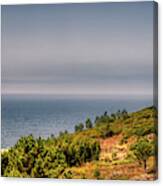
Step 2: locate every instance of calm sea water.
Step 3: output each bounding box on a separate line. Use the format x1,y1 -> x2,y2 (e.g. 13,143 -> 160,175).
1,94 -> 152,148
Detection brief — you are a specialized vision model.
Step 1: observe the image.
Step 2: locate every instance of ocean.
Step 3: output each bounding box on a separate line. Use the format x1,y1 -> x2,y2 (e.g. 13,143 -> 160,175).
1,94 -> 152,148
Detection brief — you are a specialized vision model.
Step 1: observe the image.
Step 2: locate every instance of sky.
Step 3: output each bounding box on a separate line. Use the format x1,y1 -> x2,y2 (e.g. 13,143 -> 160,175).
1,2 -> 155,96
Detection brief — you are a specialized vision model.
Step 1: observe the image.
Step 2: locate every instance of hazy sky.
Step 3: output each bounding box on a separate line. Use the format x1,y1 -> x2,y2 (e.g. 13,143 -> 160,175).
2,2 -> 154,96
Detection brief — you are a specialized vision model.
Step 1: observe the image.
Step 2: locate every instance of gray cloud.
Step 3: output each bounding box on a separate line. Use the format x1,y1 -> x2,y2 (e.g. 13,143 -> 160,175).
2,2 -> 154,96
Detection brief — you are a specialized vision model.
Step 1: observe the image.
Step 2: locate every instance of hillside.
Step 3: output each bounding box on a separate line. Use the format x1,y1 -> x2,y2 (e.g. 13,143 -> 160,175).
1,106 -> 158,180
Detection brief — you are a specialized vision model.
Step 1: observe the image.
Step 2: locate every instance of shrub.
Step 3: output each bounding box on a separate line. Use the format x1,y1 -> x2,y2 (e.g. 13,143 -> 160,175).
94,168 -> 100,179
74,123 -> 84,132
130,137 -> 155,171
67,137 -> 100,166
63,170 -> 73,179
85,118 -> 93,129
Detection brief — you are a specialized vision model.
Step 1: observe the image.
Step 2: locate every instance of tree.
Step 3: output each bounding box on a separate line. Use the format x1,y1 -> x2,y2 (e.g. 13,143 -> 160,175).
95,116 -> 100,124
121,109 -> 128,119
111,113 -> 116,120
74,123 -> 84,132
85,118 -> 93,129
130,138 -> 155,171
2,130 -> 100,178
104,111 -> 108,116
1,152 -> 9,176
68,137 -> 100,166
116,109 -> 121,119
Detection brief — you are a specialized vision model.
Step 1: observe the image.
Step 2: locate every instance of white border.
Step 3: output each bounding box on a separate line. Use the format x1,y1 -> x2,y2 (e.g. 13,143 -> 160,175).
0,0 -> 162,186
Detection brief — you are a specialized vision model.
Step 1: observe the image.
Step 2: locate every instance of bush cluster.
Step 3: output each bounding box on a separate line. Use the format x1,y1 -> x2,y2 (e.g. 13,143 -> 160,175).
1,134 -> 100,178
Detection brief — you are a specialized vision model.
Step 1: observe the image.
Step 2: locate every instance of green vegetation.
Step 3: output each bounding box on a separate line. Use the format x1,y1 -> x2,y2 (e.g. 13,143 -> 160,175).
1,133 -> 100,177
1,106 -> 158,180
93,168 -> 101,179
74,123 -> 84,132
85,118 -> 93,129
130,137 -> 156,171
